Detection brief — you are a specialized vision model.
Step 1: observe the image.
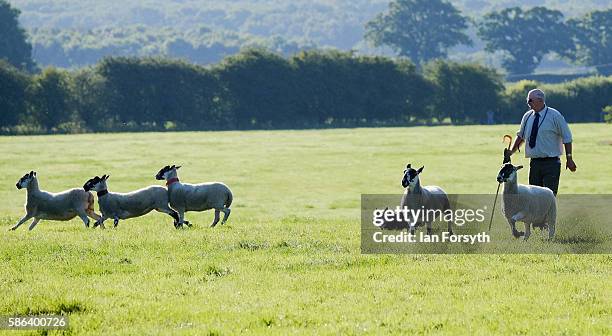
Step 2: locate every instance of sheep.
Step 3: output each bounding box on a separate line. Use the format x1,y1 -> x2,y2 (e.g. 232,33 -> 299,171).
496,163 -> 557,240
155,165 -> 233,228
397,164 -> 453,235
10,171 -> 101,231
83,174 -> 180,229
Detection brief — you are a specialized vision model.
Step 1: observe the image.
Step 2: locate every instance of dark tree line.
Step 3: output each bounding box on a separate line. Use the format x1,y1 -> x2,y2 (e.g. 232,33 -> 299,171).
1,50 -> 610,135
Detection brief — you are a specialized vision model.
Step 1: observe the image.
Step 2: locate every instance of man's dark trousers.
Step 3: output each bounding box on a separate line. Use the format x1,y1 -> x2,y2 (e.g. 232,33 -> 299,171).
529,157 -> 561,195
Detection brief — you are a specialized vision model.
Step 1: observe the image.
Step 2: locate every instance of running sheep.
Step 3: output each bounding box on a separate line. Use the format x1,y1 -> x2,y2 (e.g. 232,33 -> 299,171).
83,174 -> 180,228
398,164 -> 454,235
11,171 -> 101,231
496,163 -> 557,240
155,165 -> 233,228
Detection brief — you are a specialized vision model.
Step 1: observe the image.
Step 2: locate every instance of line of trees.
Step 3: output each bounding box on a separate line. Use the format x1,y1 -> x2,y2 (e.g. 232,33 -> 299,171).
28,26 -> 315,69
365,1 -> 611,75
2,50 -> 610,134
3,1 -> 610,75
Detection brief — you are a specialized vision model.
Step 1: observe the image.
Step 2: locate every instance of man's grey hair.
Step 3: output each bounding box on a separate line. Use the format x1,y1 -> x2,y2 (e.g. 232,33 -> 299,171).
528,89 -> 546,102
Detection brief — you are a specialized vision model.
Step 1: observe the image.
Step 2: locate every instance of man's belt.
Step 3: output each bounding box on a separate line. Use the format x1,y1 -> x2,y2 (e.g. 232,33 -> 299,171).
531,157 -> 559,162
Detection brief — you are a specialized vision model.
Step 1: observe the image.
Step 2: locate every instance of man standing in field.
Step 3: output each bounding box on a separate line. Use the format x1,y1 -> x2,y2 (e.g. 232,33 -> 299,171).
506,89 -> 577,195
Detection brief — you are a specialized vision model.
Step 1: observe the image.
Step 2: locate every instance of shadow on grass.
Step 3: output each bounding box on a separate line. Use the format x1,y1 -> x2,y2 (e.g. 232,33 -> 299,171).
554,235 -> 603,245
22,301 -> 87,315
237,240 -> 269,251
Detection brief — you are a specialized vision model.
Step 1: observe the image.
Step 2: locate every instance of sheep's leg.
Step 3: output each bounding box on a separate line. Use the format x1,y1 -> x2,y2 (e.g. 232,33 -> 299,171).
178,211 -> 185,228
221,208 -> 231,225
113,216 -> 119,228
178,209 -> 191,227
156,207 -> 180,227
544,203 -> 556,239
77,212 -> 90,228
10,213 -> 33,231
176,210 -> 190,229
523,223 -> 531,241
211,209 -> 221,227
509,220 -> 524,238
94,216 -> 107,229
85,192 -> 100,222
509,212 -> 526,238
408,222 -> 416,235
547,219 -> 556,239
85,193 -> 97,221
426,222 -> 433,235
183,218 -> 192,228
87,208 -> 102,223
447,220 -> 454,235
507,218 -> 524,238
27,218 -> 41,231
509,219 -> 521,238
167,209 -> 180,226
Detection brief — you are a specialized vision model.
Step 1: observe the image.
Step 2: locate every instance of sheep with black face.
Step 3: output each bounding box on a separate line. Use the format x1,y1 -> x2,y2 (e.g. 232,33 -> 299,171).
497,163 -> 556,240
399,164 -> 453,235
11,171 -> 101,231
83,174 -> 179,228
155,165 -> 233,228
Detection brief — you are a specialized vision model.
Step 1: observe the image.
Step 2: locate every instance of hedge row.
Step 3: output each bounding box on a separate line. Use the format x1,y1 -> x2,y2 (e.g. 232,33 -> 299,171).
1,50 -> 610,134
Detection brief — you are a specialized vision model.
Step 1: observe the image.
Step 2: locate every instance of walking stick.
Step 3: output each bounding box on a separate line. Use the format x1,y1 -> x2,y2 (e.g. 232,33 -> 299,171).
489,135 -> 514,231
489,182 -> 501,231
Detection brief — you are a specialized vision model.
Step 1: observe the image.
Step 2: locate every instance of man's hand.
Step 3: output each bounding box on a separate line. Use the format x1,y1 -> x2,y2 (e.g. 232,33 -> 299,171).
566,158 -> 577,172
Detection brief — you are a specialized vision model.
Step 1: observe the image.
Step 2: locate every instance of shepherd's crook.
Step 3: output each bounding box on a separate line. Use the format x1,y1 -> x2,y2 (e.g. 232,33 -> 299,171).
489,182 -> 501,231
489,134 -> 514,231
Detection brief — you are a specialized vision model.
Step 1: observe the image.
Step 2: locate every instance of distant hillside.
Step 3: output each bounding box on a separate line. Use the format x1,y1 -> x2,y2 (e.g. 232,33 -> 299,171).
7,0 -> 610,71
10,0 -> 610,49
28,25 -> 314,68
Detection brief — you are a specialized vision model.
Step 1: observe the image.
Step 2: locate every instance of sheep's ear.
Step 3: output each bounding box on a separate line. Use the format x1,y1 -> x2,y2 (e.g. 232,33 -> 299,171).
29,171 -> 34,177
417,166 -> 424,174
175,165 -> 182,170
406,164 -> 411,169
33,171 -> 37,176
516,165 -> 523,170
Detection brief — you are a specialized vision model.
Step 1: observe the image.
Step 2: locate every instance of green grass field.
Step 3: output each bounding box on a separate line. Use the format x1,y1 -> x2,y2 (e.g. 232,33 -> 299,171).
1,124 -> 610,335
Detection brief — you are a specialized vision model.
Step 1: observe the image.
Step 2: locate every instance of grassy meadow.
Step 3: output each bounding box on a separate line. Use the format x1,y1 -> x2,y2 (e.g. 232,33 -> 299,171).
0,124 -> 611,335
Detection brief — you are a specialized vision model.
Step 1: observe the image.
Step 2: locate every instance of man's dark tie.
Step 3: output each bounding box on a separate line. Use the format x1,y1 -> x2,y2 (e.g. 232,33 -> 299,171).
528,112 -> 540,148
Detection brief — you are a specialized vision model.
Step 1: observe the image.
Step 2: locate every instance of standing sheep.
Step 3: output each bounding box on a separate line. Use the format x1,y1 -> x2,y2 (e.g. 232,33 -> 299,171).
400,164 -> 453,235
155,165 -> 233,228
83,175 -> 180,228
496,163 -> 557,240
11,171 -> 101,231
